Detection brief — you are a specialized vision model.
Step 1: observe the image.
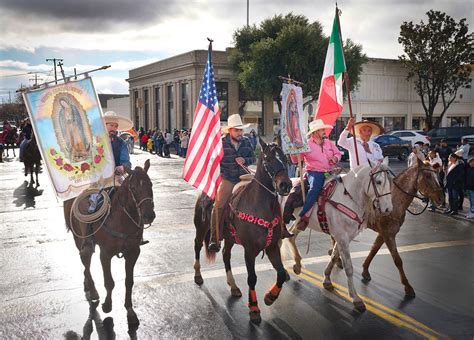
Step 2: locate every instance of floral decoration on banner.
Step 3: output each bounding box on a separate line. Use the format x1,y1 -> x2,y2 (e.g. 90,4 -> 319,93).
47,135 -> 106,176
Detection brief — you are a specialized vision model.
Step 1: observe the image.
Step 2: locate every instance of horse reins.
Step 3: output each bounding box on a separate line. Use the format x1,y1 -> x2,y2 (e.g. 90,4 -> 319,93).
118,173 -> 154,230
238,163 -> 278,197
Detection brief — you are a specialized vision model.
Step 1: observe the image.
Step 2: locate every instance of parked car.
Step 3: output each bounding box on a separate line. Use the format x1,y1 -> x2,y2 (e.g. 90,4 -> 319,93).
372,134 -> 412,161
388,130 -> 430,146
426,126 -> 474,148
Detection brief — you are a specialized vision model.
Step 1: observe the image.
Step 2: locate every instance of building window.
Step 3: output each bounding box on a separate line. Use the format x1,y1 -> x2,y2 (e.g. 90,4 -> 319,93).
216,82 -> 228,121
134,90 -> 139,129
167,85 -> 174,131
181,83 -> 189,128
144,89 -> 149,131
449,116 -> 469,127
155,87 -> 160,130
384,117 -> 405,132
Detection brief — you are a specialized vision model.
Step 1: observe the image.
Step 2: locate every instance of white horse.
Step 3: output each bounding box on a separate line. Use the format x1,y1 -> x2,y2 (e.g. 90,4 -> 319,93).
282,158 -> 393,312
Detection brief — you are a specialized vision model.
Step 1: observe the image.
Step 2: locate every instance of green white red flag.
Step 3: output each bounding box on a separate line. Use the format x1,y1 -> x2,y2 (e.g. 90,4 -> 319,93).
314,10 -> 346,130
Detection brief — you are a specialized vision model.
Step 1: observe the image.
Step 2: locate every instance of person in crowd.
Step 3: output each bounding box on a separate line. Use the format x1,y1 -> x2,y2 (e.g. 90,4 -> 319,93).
141,132 -> 149,151
338,118 -> 384,170
464,157 -> 474,219
249,129 -> 258,150
426,150 -> 443,212
147,135 -> 154,154
164,130 -> 173,158
421,143 -> 430,157
435,139 -> 452,207
180,130 -> 189,158
444,152 -> 465,216
156,131 -> 164,157
457,138 -> 470,162
289,119 -> 341,230
174,130 -> 181,156
138,127 -> 145,150
407,144 -> 426,167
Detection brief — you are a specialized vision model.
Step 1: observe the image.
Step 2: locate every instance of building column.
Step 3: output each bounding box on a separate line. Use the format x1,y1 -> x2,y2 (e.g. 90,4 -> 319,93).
263,95 -> 273,138
149,86 -> 155,130
176,81 -> 182,129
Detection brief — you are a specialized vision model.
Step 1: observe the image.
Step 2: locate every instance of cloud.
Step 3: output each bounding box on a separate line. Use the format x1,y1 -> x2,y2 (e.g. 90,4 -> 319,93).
0,0 -> 184,32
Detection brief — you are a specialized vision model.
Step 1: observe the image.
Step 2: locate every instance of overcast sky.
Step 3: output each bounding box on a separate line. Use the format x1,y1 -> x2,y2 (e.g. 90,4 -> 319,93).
0,0 -> 471,103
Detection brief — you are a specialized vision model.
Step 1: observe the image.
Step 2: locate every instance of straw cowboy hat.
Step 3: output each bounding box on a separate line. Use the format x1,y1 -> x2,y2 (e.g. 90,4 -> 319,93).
454,149 -> 464,158
222,114 -> 250,133
307,119 -> 333,136
103,111 -> 133,131
353,120 -> 384,138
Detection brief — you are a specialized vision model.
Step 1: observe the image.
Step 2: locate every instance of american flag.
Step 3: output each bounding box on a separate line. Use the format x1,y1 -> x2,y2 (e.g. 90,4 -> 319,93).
182,43 -> 224,199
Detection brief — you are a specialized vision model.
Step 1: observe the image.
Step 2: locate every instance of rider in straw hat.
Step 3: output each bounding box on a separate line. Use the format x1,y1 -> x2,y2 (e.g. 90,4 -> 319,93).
338,118 -> 384,170
208,114 -> 255,252
289,119 -> 342,230
103,111 -> 133,175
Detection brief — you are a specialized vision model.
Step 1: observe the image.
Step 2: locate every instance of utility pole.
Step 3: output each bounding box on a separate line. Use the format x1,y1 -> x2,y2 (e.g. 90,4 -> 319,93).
28,72 -> 43,87
57,61 -> 66,81
247,0 -> 249,26
46,58 -> 63,84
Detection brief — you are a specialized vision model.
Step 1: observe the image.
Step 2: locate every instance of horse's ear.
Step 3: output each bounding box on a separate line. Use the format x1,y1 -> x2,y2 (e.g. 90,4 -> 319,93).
259,138 -> 267,150
144,159 -> 150,173
382,156 -> 389,166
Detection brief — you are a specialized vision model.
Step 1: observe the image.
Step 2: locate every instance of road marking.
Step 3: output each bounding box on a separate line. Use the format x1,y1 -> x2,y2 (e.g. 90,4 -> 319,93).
299,268 -> 443,340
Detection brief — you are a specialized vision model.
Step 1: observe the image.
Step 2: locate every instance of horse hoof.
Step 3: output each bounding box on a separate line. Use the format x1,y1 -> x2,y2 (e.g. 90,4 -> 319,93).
354,301 -> 366,312
362,272 -> 371,282
323,281 -> 334,291
293,264 -> 301,275
102,302 -> 112,313
264,292 -> 278,306
194,275 -> 204,286
405,290 -> 416,299
231,287 -> 242,297
285,270 -> 291,282
249,311 -> 261,324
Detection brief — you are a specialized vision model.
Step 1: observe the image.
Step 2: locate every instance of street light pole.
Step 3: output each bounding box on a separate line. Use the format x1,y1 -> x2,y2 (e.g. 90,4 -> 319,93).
247,0 -> 249,27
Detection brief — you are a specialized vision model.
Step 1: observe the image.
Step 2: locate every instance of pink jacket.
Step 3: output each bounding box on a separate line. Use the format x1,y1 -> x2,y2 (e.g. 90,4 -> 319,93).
291,138 -> 341,172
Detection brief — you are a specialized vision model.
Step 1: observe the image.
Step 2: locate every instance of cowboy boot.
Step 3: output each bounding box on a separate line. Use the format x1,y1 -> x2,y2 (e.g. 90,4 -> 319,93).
295,215 -> 310,231
208,207 -> 222,253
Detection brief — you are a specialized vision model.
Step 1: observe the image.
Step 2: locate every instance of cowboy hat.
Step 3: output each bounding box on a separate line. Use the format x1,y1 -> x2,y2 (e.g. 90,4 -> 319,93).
353,120 -> 384,138
454,149 -> 464,158
221,114 -> 250,133
307,119 -> 333,136
103,111 -> 133,131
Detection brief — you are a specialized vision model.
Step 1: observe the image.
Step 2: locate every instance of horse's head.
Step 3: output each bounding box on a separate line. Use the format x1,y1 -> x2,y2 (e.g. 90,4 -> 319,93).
258,138 -> 292,196
123,159 -> 155,224
366,157 -> 393,215
414,158 -> 445,207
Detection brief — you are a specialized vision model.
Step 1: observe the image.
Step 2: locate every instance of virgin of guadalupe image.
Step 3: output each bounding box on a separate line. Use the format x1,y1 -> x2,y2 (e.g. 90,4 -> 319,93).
51,94 -> 92,163
285,89 -> 304,148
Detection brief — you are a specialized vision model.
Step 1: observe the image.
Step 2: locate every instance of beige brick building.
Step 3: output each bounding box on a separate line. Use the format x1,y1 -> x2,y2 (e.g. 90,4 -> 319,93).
127,51 -> 474,137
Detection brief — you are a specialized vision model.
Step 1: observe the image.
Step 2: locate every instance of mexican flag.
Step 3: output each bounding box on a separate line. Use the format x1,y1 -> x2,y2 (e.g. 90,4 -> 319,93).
315,11 -> 346,130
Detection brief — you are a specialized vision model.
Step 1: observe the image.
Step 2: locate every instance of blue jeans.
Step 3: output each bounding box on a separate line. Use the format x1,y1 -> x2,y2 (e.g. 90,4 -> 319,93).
300,171 -> 325,217
288,164 -> 296,178
467,190 -> 474,213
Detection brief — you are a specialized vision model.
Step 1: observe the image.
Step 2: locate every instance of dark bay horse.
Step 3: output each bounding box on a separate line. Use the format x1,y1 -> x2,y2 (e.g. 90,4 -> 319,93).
63,160 -> 155,326
3,127 -> 18,157
23,134 -> 42,187
194,139 -> 292,323
361,158 -> 444,297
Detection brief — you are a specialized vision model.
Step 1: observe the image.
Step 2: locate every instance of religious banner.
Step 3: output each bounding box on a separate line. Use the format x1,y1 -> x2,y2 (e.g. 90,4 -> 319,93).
23,77 -> 115,201
280,83 -> 310,154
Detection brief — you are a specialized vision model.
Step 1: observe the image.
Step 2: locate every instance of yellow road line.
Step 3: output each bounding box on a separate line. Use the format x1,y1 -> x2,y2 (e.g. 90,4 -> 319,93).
299,268 -> 444,339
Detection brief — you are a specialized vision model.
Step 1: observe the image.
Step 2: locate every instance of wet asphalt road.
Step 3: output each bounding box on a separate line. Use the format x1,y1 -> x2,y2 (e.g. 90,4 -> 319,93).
0,148 -> 473,339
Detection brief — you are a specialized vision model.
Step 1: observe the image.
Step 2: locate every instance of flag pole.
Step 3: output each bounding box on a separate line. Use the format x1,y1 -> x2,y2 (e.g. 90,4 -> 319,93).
335,6 -> 360,166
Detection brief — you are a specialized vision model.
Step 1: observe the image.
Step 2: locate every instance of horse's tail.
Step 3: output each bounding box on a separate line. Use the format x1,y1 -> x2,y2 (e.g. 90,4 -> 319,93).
203,227 -> 216,263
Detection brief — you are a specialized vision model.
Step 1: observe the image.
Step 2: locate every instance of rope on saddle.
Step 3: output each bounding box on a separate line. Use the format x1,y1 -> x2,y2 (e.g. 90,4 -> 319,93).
69,188 -> 111,239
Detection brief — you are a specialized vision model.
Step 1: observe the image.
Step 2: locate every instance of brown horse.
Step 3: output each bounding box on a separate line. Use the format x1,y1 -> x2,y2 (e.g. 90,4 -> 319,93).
193,138 -> 292,323
361,158 -> 444,297
63,160 -> 155,327
3,127 -> 18,157
23,134 -> 42,187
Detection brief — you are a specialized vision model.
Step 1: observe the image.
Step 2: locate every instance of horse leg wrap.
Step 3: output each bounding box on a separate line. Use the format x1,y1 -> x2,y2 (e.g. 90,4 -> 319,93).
264,284 -> 281,305
248,290 -> 260,313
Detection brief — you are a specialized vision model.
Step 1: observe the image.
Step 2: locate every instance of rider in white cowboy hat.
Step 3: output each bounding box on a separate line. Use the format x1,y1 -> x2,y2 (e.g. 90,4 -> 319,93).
289,119 -> 342,229
208,114 -> 255,252
103,111 -> 133,175
338,118 -> 384,170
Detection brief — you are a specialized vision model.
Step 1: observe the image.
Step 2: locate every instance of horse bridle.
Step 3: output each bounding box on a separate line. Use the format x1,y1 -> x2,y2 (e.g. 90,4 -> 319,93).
260,145 -> 288,195
367,164 -> 392,209
121,173 -> 154,229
